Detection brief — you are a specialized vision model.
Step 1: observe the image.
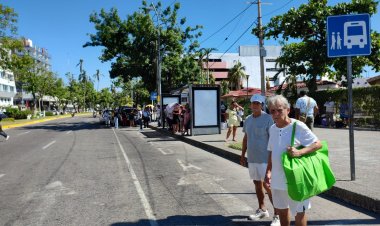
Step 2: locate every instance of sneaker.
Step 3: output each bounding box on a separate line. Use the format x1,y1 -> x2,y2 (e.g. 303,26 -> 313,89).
270,215 -> 280,226
5,135 -> 10,141
248,209 -> 269,221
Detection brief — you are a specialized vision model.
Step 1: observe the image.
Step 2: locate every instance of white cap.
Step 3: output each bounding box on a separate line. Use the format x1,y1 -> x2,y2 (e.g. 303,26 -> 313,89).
250,94 -> 265,104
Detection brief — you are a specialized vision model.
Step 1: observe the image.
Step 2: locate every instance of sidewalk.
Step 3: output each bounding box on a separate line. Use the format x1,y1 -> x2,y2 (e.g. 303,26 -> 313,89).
149,123 -> 380,214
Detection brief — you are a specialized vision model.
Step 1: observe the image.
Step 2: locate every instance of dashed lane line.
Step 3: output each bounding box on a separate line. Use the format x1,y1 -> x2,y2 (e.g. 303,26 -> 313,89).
17,131 -> 31,136
0,174 -> 5,179
42,141 -> 56,150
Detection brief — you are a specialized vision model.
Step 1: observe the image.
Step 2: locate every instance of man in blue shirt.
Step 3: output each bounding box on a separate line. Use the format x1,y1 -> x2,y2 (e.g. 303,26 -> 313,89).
240,94 -> 279,225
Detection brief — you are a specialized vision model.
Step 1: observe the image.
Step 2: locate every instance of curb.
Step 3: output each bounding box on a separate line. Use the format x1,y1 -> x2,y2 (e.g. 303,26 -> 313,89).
2,113 -> 91,130
149,125 -> 379,214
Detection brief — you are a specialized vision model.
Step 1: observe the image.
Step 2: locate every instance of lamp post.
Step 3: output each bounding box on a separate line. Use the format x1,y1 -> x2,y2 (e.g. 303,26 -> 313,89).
246,74 -> 250,104
147,3 -> 163,127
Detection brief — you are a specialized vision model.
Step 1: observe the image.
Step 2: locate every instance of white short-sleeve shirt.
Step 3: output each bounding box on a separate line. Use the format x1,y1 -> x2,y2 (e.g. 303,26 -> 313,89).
295,96 -> 317,117
267,119 -> 318,190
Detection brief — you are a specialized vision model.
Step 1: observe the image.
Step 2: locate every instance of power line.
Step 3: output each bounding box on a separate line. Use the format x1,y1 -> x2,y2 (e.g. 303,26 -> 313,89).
200,3 -> 254,45
208,19 -> 257,68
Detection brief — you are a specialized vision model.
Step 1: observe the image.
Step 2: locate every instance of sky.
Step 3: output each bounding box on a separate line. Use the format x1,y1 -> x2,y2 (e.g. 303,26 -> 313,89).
2,0 -> 380,90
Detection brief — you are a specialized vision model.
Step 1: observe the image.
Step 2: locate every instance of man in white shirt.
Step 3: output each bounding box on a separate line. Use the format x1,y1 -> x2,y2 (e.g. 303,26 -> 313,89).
295,91 -> 318,130
266,95 -> 322,226
324,97 -> 335,128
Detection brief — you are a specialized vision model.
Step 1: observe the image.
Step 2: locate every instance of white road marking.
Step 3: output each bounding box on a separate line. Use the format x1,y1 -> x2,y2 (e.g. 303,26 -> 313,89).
42,141 -> 56,150
157,148 -> 174,155
178,173 -> 253,213
0,174 -> 5,178
112,128 -> 158,226
177,159 -> 202,171
66,130 -> 72,134
17,131 -> 31,136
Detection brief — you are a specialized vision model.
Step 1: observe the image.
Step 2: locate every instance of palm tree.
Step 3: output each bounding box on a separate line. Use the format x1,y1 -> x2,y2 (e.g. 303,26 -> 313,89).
228,61 -> 246,90
202,47 -> 217,84
93,69 -> 103,92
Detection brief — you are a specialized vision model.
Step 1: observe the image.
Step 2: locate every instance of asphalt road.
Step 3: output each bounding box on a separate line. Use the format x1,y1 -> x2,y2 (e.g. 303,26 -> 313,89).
0,116 -> 379,226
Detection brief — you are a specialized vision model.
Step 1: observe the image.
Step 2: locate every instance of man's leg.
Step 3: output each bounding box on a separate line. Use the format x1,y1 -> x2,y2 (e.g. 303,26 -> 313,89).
254,180 -> 266,210
277,208 -> 291,226
295,212 -> 307,226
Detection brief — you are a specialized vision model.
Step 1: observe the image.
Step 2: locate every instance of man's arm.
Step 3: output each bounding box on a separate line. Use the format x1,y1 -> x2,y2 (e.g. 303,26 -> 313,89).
295,108 -> 300,120
313,105 -> 319,118
264,152 -> 272,188
240,133 -> 248,167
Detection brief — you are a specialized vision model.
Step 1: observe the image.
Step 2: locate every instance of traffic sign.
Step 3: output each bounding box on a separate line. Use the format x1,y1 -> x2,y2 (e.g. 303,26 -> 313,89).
150,91 -> 157,100
327,14 -> 371,57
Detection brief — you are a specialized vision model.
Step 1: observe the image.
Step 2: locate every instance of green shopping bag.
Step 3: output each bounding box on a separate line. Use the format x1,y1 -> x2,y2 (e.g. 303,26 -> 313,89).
282,122 -> 336,201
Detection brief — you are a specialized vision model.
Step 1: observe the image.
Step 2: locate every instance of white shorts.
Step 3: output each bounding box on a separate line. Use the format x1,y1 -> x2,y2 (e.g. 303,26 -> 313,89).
272,189 -> 311,216
248,163 -> 267,181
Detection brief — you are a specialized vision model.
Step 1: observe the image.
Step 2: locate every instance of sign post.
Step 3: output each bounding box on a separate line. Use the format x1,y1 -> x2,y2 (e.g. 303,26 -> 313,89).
327,14 -> 371,181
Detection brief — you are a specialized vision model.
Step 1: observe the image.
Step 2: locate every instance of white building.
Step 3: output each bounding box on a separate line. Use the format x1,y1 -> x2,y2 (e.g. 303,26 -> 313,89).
0,68 -> 16,111
207,45 -> 285,89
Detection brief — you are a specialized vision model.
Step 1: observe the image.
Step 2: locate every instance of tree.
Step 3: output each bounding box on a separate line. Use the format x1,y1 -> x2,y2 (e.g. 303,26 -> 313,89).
254,0 -> 379,94
84,0 -> 203,94
199,47 -> 217,84
93,69 -> 103,92
228,61 -> 246,90
0,4 -> 31,73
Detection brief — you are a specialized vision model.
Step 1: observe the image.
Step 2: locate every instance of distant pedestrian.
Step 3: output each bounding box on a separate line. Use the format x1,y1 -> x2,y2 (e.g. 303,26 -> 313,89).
0,114 -> 10,141
137,107 -> 143,131
114,111 -> 119,129
225,101 -> 243,142
339,99 -> 349,127
295,91 -> 318,130
182,104 -> 191,136
240,94 -> 279,225
265,95 -> 322,226
324,97 -> 335,128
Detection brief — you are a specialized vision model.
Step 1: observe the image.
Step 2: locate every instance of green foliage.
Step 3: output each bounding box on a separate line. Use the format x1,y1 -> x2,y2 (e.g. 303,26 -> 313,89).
309,86 -> 380,127
228,61 -> 246,90
228,142 -> 242,151
2,117 -> 15,122
4,107 -> 31,119
45,111 -> 54,116
255,0 -> 379,94
84,0 -> 203,94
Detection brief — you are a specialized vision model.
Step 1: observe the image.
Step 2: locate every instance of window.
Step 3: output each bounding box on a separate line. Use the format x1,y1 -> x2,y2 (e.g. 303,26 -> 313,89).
3,85 -> 8,91
10,86 -> 14,92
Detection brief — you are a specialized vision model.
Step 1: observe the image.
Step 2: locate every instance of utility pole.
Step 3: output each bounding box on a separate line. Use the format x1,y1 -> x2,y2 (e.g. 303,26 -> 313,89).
257,0 -> 266,96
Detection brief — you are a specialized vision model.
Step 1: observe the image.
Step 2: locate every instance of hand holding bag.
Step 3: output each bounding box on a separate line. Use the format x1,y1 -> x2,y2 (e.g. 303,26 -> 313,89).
281,122 -> 336,201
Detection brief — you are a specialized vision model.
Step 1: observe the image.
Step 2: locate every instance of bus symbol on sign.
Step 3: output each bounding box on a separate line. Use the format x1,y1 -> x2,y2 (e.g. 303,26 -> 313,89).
344,21 -> 367,49
327,14 -> 371,57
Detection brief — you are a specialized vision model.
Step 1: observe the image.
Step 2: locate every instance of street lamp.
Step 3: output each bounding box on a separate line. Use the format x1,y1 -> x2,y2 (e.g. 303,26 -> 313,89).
246,74 -> 250,104
145,3 -> 163,127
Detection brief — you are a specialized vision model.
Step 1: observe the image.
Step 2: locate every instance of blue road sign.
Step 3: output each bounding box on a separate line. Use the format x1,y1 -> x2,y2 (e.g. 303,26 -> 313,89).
327,14 -> 371,57
150,91 -> 157,100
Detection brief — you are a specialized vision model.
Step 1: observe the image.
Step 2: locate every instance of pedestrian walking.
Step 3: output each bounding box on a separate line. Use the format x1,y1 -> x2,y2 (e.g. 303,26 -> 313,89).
0,113 -> 10,141
295,91 -> 318,130
265,95 -> 322,226
324,97 -> 335,128
114,110 -> 119,129
137,107 -> 143,131
225,101 -> 243,142
240,94 -> 279,225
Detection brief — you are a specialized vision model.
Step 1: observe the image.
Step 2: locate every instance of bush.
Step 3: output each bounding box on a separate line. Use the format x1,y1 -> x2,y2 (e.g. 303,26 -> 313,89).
45,111 -> 54,116
2,117 -> 15,122
4,107 -> 32,119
